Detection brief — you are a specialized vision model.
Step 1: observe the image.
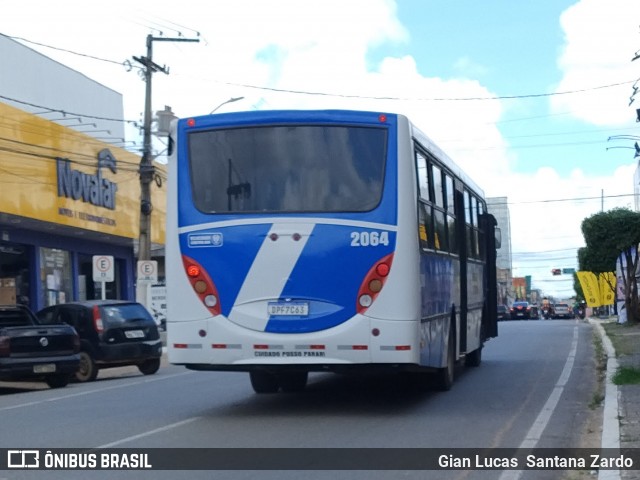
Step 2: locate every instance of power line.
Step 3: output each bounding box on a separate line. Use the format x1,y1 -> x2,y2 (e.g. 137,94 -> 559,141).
2,33 -> 140,70
206,77 -> 635,102
0,94 -> 139,126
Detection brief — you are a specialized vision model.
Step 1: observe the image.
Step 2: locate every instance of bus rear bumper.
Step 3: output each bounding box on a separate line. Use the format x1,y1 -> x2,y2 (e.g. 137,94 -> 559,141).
167,315 -> 424,367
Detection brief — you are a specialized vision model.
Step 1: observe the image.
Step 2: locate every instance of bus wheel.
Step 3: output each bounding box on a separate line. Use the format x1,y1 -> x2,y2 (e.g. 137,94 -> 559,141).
279,372 -> 308,392
465,325 -> 484,367
465,346 -> 482,367
435,333 -> 455,391
250,371 -> 279,394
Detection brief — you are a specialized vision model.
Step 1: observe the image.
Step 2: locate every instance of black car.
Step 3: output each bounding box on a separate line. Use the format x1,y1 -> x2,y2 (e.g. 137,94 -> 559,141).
0,304 -> 80,388
497,305 -> 509,321
36,300 -> 163,382
510,301 -> 535,320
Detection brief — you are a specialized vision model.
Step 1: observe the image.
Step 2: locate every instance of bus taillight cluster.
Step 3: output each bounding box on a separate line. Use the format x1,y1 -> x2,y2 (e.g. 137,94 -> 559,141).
182,255 -> 221,316
356,253 -> 393,314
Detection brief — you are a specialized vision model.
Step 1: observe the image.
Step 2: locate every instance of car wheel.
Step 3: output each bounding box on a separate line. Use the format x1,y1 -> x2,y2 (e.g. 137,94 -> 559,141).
138,358 -> 161,375
45,374 -> 71,389
76,351 -> 98,382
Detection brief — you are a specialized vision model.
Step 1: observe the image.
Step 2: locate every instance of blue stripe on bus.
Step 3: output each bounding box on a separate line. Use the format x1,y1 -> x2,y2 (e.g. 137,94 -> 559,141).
265,224 -> 396,333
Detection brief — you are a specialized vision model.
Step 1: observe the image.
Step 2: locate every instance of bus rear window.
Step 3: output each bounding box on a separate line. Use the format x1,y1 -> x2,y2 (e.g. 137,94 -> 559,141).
187,125 -> 387,213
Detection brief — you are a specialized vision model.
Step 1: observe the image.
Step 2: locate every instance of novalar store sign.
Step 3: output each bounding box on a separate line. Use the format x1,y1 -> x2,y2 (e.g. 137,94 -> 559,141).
56,149 -> 118,210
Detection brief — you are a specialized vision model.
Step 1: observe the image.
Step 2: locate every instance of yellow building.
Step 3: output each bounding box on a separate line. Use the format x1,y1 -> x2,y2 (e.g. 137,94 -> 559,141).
0,102 -> 165,310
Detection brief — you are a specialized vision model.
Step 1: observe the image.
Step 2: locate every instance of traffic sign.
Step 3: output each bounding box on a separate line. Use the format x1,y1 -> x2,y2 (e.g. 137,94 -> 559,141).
137,260 -> 158,283
92,255 -> 114,282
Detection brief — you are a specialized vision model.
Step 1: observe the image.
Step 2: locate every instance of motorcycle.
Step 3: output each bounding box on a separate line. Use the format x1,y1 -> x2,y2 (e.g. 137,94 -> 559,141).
577,306 -> 586,320
542,307 -> 551,320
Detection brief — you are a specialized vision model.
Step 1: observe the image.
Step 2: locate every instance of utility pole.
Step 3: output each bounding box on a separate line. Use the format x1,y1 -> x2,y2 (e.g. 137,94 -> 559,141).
132,34 -> 197,307
133,34 -> 199,262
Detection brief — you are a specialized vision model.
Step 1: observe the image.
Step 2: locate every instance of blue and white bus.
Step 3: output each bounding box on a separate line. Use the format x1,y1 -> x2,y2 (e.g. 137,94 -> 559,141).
166,109 -> 499,393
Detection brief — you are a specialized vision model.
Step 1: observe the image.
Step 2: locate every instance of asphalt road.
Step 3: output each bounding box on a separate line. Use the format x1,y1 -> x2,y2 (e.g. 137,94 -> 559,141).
0,319 -> 598,480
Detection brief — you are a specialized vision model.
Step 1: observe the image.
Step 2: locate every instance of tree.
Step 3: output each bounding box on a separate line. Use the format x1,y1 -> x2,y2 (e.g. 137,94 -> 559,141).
579,208 -> 640,323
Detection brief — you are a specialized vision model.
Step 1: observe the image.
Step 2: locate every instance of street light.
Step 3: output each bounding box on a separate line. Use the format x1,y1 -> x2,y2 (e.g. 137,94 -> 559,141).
210,96 -> 244,114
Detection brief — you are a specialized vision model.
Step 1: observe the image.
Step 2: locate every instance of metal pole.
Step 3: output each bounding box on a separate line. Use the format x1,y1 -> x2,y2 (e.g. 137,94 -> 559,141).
138,34 -> 154,262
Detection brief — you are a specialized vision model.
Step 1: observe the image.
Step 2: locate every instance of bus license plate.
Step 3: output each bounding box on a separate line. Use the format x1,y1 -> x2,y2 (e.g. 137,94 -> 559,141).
33,364 -> 56,374
125,330 -> 145,339
268,302 -> 309,316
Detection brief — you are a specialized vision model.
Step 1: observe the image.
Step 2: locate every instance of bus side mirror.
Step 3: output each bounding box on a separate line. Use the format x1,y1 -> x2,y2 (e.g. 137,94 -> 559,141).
495,227 -> 502,249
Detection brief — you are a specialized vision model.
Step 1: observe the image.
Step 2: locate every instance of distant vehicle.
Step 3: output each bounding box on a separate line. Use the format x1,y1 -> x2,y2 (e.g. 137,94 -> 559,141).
510,301 -> 535,320
0,304 -> 80,388
497,305 -> 510,321
553,303 -> 573,319
36,300 -> 163,382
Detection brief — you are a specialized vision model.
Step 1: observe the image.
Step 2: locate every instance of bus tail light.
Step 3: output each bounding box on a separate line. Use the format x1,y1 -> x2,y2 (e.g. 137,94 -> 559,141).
356,253 -> 394,314
182,255 -> 222,316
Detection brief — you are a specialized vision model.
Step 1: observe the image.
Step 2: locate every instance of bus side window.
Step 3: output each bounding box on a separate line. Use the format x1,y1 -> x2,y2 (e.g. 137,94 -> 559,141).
415,152 -> 429,201
477,200 -> 486,259
431,164 -> 447,252
445,174 -> 457,254
464,190 -> 474,258
418,202 -> 432,250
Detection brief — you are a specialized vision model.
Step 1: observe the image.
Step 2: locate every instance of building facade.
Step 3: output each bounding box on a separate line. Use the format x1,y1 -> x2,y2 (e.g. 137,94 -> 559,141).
487,196 -> 513,306
0,36 -> 165,312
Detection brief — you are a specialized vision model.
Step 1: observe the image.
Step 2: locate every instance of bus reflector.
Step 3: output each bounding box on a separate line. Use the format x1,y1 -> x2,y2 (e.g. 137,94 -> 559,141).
182,255 -> 221,316
309,345 -> 325,350
212,344 -> 226,349
174,343 -> 188,349
352,345 -> 368,350
187,118 -> 196,127
356,253 -> 394,314
254,344 -> 268,349
395,345 -> 411,351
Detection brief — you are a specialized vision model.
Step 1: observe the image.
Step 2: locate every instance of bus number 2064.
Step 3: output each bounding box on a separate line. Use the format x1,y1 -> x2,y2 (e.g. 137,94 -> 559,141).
350,231 -> 390,247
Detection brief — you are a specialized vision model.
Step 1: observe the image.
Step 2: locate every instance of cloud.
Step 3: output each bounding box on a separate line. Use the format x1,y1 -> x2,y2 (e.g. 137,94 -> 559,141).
552,0 -> 640,125
2,0 -> 639,298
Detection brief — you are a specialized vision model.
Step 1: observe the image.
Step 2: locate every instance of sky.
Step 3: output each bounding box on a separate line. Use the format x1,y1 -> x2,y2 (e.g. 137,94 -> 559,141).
2,0 -> 640,298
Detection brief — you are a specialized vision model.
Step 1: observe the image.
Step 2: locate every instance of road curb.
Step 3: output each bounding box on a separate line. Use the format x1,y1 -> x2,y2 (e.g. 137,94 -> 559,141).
590,319 -> 621,480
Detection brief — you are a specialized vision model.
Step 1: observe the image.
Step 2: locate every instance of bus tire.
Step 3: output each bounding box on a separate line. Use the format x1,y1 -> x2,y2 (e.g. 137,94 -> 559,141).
465,345 -> 482,367
435,331 -> 455,391
465,324 -> 484,367
279,372 -> 308,392
250,371 -> 279,394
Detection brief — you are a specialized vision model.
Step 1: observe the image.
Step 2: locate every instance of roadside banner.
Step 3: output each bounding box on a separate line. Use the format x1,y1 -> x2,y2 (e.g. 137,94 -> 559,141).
577,271 -> 601,307
598,272 -> 615,306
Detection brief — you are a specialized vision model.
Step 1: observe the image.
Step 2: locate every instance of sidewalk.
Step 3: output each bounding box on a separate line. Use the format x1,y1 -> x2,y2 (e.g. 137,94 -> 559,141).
592,318 -> 640,480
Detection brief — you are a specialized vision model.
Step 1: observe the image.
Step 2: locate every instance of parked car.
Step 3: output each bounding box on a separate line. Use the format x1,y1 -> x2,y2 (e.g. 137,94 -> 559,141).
0,304 -> 80,388
553,303 -> 573,319
510,301 -> 535,320
497,305 -> 510,321
36,300 -> 163,382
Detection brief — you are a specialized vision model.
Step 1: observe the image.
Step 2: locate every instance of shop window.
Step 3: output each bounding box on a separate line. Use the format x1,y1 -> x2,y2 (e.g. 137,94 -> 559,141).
39,248 -> 72,307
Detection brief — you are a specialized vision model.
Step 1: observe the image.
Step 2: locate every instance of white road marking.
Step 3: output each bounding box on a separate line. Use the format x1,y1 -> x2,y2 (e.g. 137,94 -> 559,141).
498,325 -> 579,480
96,417 -> 200,448
0,371 -> 193,413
